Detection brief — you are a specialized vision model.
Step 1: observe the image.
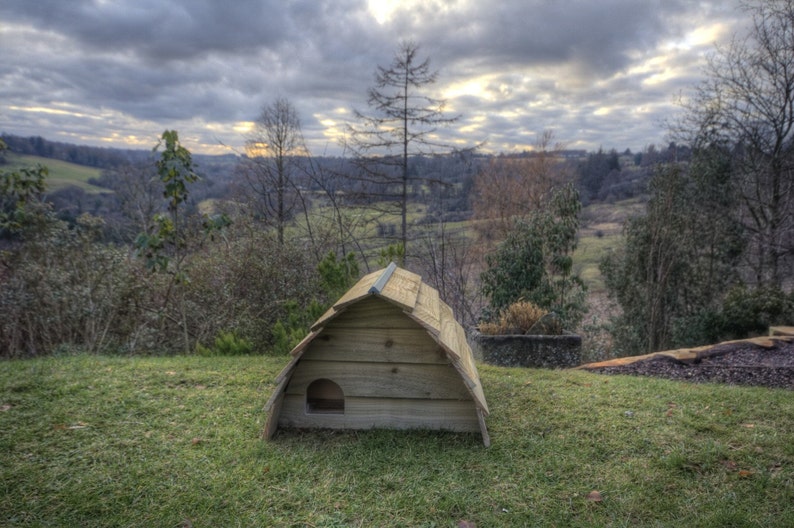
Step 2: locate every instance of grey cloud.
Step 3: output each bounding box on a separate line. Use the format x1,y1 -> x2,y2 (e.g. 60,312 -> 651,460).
0,0 -> 746,154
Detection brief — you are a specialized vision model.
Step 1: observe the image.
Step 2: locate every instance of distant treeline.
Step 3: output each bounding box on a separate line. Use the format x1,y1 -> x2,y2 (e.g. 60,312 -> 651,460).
2,132 -> 690,209
1,133 -> 153,169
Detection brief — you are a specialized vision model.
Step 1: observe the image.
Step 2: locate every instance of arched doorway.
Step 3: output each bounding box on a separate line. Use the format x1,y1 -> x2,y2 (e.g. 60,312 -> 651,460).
305,378 -> 345,414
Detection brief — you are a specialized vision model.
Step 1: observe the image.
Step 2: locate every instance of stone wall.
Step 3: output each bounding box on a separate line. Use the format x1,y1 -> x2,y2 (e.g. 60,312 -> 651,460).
469,331 -> 582,369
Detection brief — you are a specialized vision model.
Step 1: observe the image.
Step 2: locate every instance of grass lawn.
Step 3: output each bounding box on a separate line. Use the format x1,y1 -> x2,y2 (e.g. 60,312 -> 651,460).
2,355 -> 792,527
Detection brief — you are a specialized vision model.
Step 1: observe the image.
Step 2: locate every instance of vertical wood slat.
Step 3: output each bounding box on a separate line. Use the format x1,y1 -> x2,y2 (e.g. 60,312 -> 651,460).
438,301 -> 490,415
262,390 -> 284,439
410,282 -> 441,336
379,266 -> 421,312
477,408 -> 491,447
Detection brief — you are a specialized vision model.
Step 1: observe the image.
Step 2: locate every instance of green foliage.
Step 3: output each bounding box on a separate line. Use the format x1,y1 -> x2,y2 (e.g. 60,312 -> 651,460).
481,221 -> 545,316
480,183 -> 587,329
376,243 -> 405,267
719,286 -> 794,338
155,129 -> 199,212
271,253 -> 359,355
0,158 -> 49,236
134,130 -> 201,276
196,331 -> 253,356
133,213 -> 172,273
317,250 -> 359,299
271,300 -> 326,355
601,157 -> 746,356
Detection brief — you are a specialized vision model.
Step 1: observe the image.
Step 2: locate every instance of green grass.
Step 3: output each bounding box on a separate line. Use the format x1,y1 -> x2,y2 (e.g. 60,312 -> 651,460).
2,355 -> 793,526
575,199 -> 645,292
3,153 -> 108,194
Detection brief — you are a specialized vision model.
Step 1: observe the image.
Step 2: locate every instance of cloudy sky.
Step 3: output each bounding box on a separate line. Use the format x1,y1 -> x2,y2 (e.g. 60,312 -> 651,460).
1,0 -> 748,156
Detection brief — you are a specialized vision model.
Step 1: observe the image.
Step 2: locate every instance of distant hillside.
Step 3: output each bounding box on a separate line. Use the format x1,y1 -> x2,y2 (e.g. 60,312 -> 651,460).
1,132 -> 241,172
2,152 -> 108,194
1,133 -> 151,169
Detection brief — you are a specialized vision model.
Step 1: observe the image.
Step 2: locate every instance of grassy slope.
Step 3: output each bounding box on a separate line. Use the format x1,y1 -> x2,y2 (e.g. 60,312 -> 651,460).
575,198 -> 645,292
2,354 -> 792,527
4,153 -> 108,194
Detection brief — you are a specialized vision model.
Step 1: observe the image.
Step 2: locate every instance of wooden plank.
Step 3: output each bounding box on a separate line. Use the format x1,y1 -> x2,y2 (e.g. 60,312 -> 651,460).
285,360 -> 473,400
310,305 -> 340,332
262,390 -> 284,439
477,408 -> 491,447
331,269 -> 381,310
378,267 -> 421,312
435,300 -> 489,414
273,354 -> 301,385
300,328 -> 449,364
410,282 -> 441,336
448,350 -> 489,415
325,297 -> 419,329
278,395 -> 480,432
438,302 -> 462,361
289,329 -> 320,356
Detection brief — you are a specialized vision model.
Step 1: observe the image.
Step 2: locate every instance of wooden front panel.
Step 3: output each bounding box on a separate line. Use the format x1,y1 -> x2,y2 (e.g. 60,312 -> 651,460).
301,328 -> 448,364
285,360 -> 472,400
278,395 -> 480,432
326,297 -> 418,329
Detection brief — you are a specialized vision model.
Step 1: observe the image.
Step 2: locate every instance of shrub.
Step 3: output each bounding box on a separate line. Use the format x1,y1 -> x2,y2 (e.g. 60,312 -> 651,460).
720,286 -> 794,338
480,183 -> 587,329
0,214 -> 147,357
196,331 -> 253,356
478,301 -> 549,335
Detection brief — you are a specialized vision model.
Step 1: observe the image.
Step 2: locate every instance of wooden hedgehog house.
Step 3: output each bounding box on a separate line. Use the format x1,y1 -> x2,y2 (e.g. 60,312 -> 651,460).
263,263 -> 490,446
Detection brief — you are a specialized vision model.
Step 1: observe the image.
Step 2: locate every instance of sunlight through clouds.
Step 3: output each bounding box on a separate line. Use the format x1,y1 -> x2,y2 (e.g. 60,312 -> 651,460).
0,0 -> 746,154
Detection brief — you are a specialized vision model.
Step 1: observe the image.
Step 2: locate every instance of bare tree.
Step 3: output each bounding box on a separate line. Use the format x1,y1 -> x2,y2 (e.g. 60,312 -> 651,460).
105,162 -> 163,242
346,41 -> 461,262
471,130 -> 574,244
238,98 -> 308,246
676,0 -> 794,288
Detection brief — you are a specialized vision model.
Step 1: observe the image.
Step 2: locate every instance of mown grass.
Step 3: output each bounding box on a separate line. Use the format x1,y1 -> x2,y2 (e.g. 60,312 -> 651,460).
4,153 -> 107,194
2,354 -> 792,527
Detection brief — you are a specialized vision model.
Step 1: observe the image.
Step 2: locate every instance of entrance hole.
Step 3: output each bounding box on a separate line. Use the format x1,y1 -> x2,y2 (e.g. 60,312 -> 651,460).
306,378 -> 345,414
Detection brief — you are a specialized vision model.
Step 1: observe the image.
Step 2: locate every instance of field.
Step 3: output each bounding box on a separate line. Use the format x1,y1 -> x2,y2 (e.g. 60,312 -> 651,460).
575,198 -> 645,293
3,153 -> 108,194
2,354 -> 793,527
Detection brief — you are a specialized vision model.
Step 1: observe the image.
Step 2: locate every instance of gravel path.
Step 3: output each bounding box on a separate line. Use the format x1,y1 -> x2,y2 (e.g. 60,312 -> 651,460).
584,340 -> 794,390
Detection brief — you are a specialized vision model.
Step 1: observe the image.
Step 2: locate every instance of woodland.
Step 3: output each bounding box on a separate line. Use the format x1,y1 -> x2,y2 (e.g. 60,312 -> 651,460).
1,1 -> 793,360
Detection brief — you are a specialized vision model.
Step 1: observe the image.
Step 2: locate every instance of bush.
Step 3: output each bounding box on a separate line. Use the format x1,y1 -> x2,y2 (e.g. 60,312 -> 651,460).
480,183 -> 587,329
720,286 -> 794,338
479,301 -> 549,335
196,331 -> 253,356
183,230 -> 321,354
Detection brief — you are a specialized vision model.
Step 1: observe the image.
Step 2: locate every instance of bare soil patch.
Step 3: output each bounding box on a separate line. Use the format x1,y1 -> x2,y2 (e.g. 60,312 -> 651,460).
584,339 -> 794,390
